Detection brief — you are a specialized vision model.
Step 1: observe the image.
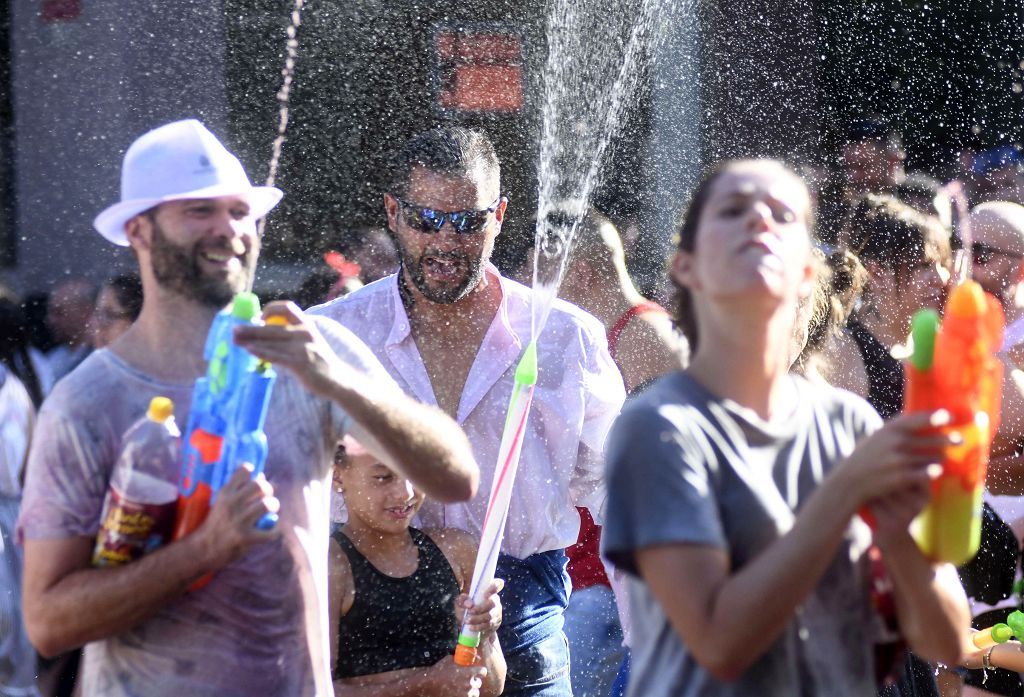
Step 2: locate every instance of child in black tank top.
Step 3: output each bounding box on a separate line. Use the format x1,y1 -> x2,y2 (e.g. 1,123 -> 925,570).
329,438 -> 506,696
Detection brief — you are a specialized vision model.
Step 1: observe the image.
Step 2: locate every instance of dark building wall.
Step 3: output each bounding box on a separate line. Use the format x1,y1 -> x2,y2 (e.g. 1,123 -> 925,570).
699,0 -> 822,164
0,1 -> 14,270
5,1 -> 230,293
817,0 -> 1024,173
225,0 -> 552,275
10,2 -> 1018,295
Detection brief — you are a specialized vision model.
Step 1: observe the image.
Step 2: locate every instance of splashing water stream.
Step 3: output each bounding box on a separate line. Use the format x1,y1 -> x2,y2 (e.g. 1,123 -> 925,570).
249,0 -> 306,293
530,0 -> 678,339
458,0 -> 681,685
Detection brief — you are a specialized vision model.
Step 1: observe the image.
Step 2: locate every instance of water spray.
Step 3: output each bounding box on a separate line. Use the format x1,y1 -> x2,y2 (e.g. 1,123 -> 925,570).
455,0 -> 675,690
248,0 -> 306,293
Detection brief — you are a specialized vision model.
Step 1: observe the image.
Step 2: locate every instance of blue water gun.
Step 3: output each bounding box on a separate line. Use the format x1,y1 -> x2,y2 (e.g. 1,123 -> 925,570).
173,292 -> 278,550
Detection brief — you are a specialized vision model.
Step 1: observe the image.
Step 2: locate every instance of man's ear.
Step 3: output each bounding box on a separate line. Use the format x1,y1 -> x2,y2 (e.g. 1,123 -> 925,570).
491,196 -> 508,239
670,249 -> 699,291
383,193 -> 399,234
1014,258 -> 1024,286
495,196 -> 508,223
124,215 -> 150,251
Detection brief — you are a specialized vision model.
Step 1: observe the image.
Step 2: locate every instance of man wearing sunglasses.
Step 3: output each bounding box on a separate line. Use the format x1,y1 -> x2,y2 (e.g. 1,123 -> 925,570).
970,202 -> 1024,304
968,202 -> 1024,495
314,126 -> 625,696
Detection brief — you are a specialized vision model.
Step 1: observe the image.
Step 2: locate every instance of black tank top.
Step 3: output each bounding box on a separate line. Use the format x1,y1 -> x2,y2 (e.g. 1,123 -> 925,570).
847,319 -> 905,419
333,527 -> 460,679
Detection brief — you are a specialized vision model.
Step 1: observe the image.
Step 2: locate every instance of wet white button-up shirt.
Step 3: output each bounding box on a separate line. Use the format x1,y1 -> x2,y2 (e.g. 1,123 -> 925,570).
312,265 -> 625,559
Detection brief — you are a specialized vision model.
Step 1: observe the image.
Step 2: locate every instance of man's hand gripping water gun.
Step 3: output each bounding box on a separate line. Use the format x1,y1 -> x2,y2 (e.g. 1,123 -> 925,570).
173,292 -> 283,586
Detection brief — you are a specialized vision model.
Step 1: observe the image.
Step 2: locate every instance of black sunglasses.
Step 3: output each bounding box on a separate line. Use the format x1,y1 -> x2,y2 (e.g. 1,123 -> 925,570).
395,196 -> 504,235
972,241 -> 1024,265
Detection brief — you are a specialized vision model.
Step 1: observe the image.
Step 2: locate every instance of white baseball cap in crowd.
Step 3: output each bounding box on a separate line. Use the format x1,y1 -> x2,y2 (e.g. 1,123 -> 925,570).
93,119 -> 283,246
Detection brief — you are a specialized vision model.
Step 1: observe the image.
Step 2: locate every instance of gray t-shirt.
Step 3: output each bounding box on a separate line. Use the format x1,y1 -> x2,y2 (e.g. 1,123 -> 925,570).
603,372 -> 883,697
17,316 -> 393,697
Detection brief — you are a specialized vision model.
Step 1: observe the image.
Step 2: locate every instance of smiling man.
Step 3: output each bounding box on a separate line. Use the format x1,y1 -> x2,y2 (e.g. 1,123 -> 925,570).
17,120 -> 478,696
313,126 -> 625,696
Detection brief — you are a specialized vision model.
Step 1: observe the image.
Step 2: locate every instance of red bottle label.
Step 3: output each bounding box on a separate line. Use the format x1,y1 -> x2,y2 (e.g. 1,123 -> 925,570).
92,487 -> 177,567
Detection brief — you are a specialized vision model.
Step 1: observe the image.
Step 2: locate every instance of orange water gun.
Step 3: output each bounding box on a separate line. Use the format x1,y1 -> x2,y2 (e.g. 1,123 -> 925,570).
905,280 -> 1004,565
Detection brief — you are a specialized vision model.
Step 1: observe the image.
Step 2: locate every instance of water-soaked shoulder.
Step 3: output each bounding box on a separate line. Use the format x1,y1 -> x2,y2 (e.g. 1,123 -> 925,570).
42,349 -> 179,421
328,534 -> 356,615
793,374 -> 883,435
421,526 -> 476,589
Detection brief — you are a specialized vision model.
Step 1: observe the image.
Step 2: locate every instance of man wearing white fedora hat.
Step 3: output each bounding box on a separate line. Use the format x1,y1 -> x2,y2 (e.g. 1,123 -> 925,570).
17,119 -> 479,697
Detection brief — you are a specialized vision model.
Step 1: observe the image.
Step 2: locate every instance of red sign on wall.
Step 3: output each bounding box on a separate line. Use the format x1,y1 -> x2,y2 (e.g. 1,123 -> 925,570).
41,0 -> 81,22
434,24 -> 525,115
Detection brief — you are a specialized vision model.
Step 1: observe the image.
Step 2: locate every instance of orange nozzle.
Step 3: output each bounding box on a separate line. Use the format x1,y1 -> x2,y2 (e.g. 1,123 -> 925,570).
173,485 -> 212,541
454,643 -> 479,666
190,430 -> 224,465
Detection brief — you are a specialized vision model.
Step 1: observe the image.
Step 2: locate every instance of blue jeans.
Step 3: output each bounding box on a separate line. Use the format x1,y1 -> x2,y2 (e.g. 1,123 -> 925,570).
610,649 -> 630,697
563,585 -> 624,697
496,551 -> 572,696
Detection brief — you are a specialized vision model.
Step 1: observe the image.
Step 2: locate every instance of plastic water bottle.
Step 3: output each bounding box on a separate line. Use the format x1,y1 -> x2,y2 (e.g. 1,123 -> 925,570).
92,396 -> 182,567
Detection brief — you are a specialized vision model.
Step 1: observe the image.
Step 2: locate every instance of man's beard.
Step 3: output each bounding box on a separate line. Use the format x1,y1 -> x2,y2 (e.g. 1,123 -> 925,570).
396,244 -> 487,305
150,221 -> 254,308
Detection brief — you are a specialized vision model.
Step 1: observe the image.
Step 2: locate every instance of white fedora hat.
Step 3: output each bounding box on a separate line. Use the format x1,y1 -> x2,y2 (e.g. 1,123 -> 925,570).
93,119 -> 283,246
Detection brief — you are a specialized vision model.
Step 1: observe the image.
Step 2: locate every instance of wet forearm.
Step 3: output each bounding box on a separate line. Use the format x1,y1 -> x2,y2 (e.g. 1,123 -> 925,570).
479,634 -> 506,697
877,530 -> 968,665
326,363 -> 478,502
639,474 -> 859,681
334,670 -> 440,697
24,535 -> 215,657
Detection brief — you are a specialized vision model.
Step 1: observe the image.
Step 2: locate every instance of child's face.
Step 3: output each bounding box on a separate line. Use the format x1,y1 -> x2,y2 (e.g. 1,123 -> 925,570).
336,453 -> 425,533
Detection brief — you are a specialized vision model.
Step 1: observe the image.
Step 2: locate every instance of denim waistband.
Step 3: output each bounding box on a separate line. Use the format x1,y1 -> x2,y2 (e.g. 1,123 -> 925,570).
496,549 -> 571,654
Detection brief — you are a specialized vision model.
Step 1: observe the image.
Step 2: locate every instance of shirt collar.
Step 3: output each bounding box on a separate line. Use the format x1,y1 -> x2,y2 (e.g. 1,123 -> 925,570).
384,262 -> 525,349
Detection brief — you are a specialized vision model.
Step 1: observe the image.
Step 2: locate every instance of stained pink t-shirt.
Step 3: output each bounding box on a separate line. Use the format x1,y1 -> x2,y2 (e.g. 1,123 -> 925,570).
17,316 -> 390,697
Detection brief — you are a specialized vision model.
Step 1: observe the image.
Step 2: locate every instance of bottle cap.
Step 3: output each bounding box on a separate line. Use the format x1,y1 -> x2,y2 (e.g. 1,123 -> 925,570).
147,396 -> 174,422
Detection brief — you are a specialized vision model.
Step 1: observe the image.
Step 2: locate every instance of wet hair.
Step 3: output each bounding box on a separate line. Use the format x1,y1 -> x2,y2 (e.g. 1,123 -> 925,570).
104,273 -> 143,321
334,443 -> 351,470
389,126 -> 501,199
794,249 -> 868,370
671,159 -> 811,354
894,173 -> 953,230
843,194 -> 951,278
0,285 -> 44,406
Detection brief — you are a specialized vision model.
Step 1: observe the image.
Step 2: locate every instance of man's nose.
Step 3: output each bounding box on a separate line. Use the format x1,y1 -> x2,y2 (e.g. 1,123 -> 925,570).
432,219 -> 464,246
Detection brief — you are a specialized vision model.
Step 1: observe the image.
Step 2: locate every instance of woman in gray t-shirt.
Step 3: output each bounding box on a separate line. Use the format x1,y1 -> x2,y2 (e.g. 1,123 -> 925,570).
602,159 -> 970,697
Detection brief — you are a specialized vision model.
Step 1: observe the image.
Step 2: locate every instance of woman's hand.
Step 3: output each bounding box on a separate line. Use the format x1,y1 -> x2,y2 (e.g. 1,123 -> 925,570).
865,475 -> 934,544
962,639 -> 1024,671
833,410 -> 958,512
